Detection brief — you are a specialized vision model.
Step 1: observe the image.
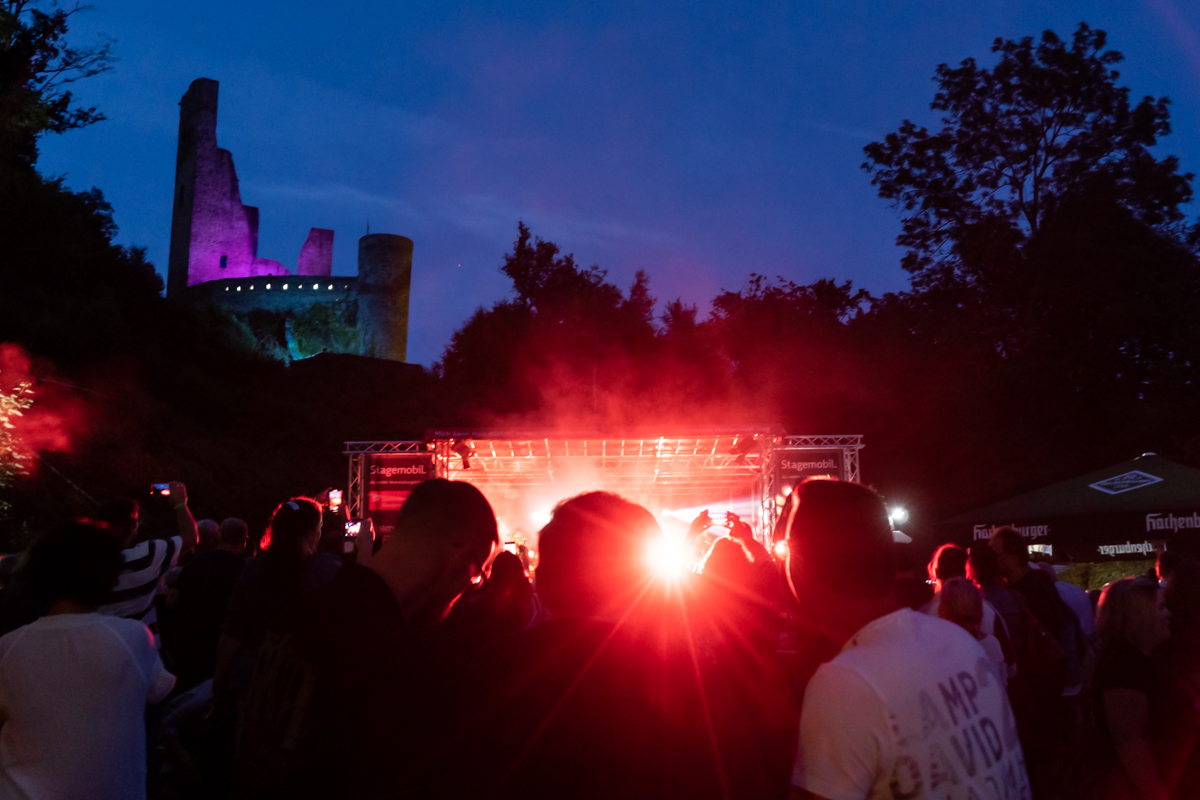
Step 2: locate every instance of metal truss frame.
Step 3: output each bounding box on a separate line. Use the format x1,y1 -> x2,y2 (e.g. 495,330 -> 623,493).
344,434 -> 862,543
343,440 -> 428,519
759,435 -> 864,542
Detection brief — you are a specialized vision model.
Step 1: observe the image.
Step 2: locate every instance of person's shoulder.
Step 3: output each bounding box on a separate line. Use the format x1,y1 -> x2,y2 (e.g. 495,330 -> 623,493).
1056,580 -> 1087,597
842,609 -> 981,663
97,614 -> 156,645
306,552 -> 342,583
806,659 -> 884,710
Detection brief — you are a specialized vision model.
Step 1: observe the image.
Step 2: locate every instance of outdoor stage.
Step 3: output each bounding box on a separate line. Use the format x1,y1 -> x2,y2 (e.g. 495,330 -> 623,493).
345,430 -> 863,547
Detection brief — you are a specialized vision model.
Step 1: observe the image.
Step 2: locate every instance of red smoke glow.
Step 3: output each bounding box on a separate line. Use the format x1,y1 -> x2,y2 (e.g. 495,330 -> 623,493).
0,344 -> 85,464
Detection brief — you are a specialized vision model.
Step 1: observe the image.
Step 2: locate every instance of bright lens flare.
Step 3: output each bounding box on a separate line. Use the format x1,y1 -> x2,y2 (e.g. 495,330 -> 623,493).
889,506 -> 909,525
646,535 -> 686,578
772,540 -> 789,559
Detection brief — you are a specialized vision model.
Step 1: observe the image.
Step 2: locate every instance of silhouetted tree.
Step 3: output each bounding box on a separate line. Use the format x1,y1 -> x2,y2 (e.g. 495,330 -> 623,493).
864,23 -> 1193,293
857,23 -> 1200,516
0,0 -> 114,165
437,222 -> 666,425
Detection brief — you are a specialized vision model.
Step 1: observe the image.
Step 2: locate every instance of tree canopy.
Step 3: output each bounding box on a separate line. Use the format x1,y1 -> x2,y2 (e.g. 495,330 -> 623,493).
0,0 -> 114,164
863,23 -> 1194,292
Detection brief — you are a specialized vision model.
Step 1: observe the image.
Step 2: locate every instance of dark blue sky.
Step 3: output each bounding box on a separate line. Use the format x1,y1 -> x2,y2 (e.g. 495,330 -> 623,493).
38,0 -> 1200,365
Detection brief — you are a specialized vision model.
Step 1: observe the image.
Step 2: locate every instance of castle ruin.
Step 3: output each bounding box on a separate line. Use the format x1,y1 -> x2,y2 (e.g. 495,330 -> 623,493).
167,78 -> 412,362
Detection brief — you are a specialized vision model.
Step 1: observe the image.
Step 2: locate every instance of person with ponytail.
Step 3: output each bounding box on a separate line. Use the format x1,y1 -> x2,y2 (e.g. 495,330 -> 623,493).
212,497 -> 340,733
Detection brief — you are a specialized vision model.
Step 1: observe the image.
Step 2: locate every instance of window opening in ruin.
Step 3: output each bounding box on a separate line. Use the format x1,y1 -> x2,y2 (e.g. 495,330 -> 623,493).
220,255 -> 228,269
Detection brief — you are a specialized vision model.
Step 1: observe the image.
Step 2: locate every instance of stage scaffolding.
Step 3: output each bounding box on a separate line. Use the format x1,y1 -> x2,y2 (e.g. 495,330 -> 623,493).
345,432 -> 863,544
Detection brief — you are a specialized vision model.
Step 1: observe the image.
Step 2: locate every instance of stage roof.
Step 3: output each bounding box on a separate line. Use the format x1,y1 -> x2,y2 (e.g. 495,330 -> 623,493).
441,434 -> 766,494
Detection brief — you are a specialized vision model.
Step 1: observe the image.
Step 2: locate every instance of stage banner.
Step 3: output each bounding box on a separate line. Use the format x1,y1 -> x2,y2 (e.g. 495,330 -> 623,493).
772,448 -> 845,489
366,454 -> 435,540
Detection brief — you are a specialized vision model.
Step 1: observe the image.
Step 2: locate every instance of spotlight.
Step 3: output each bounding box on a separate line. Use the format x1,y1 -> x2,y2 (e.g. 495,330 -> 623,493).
889,506 -> 909,526
772,540 -> 789,559
647,535 -> 686,578
451,439 -> 476,469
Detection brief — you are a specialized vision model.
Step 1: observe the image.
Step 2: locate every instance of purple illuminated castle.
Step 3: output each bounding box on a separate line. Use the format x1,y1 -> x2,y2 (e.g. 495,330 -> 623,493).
167,78 -> 411,362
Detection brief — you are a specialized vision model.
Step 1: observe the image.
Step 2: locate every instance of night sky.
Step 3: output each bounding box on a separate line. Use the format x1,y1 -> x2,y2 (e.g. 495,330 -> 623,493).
38,0 -> 1200,366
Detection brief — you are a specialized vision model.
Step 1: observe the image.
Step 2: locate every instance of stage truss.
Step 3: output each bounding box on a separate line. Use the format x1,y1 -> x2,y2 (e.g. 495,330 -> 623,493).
345,433 -> 862,544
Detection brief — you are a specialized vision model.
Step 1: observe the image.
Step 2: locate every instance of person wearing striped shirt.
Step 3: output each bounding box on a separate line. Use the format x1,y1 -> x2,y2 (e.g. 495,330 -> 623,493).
97,481 -> 199,646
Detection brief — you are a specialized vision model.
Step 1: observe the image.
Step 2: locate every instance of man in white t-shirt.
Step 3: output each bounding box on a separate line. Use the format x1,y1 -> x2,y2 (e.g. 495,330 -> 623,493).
785,479 -> 1030,800
0,523 -> 176,800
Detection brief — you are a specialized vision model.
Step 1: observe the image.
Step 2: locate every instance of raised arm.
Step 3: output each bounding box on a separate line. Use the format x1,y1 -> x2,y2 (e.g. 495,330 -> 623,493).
168,481 -> 199,553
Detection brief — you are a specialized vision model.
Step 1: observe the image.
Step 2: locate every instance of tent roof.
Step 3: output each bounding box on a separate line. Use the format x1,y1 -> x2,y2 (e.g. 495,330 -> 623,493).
945,454 -> 1200,523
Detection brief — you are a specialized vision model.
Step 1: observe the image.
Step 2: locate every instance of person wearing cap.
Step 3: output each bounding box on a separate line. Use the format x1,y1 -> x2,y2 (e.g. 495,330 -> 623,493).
786,478 -> 1030,800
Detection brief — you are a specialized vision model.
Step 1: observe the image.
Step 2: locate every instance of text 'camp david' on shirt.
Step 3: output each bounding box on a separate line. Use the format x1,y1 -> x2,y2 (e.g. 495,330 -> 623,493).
793,608 -> 1031,800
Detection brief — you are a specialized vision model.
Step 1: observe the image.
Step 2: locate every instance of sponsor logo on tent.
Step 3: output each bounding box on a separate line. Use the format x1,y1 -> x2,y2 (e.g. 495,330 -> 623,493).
1146,512 -> 1200,533
973,523 -> 1050,541
1089,471 -> 1164,495
1097,541 -> 1156,557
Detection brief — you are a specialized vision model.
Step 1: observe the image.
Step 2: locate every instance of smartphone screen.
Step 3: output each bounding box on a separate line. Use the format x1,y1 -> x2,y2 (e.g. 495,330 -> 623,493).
503,542 -> 519,554
151,483 -> 170,497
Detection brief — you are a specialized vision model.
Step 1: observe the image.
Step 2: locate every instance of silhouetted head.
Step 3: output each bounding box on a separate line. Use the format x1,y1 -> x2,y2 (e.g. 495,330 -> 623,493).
218,518 -> 249,552
486,551 -> 529,595
24,522 -> 124,609
989,527 -> 1028,579
97,498 -> 139,548
263,498 -> 323,557
938,577 -> 984,638
1097,576 -> 1170,654
967,542 -> 1003,588
536,491 -> 661,620
373,479 -> 499,625
702,537 -> 755,593
786,479 -> 894,616
928,543 -> 968,585
197,519 -> 220,551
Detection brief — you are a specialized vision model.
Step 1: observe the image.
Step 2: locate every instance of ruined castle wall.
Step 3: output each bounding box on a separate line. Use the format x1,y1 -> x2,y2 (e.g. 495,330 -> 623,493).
298,228 -> 334,276
167,78 -> 293,293
188,276 -> 357,314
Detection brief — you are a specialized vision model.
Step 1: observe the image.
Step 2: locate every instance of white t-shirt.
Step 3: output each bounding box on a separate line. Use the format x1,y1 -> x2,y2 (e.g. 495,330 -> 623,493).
792,608 -> 1030,800
0,613 -> 176,800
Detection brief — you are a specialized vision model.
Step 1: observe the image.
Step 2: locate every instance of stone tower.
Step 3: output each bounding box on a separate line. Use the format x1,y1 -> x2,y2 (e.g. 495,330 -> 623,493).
357,234 -> 413,362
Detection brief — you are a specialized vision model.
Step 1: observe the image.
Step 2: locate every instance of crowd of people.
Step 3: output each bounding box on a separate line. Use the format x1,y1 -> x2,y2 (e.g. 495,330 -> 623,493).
0,476 -> 1195,800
